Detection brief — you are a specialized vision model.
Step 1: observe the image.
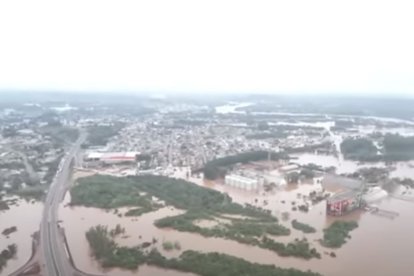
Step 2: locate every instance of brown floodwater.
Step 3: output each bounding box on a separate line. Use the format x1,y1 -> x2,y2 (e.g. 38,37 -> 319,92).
62,160 -> 414,276
0,197 -> 43,275
291,153 -> 386,174
291,153 -> 414,181
186,166 -> 414,276
59,191 -> 197,276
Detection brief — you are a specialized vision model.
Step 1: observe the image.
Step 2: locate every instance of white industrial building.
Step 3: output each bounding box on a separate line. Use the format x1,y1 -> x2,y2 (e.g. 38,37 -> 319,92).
84,151 -> 139,164
363,187 -> 388,203
263,171 -> 286,186
279,164 -> 299,173
225,174 -> 261,191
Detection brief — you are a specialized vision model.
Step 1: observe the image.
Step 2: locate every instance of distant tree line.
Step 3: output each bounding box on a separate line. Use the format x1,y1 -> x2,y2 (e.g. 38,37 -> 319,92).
245,131 -> 287,140
382,134 -> 414,161
83,122 -> 125,147
202,150 -> 288,180
282,142 -> 332,154
0,244 -> 17,272
85,225 -> 321,276
340,138 -> 380,161
341,134 -> 414,162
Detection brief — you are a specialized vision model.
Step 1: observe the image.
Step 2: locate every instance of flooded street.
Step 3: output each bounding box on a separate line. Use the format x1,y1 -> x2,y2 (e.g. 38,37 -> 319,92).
0,198 -> 43,275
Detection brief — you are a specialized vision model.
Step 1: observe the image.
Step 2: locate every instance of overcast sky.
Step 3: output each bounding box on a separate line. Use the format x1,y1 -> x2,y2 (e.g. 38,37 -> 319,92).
0,0 -> 413,96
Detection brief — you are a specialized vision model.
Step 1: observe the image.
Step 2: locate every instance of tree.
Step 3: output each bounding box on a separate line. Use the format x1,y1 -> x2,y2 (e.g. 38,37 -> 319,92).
7,244 -> 17,256
2,127 -> 17,138
286,172 -> 299,184
257,122 -> 269,131
340,138 -> 379,161
300,168 -> 315,178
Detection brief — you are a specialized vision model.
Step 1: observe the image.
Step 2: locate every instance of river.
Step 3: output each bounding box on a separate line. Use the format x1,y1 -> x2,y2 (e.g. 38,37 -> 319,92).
214,103 -> 414,126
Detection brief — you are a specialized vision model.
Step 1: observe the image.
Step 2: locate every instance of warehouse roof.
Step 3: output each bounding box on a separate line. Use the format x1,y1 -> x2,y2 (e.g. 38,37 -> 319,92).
322,174 -> 364,192
87,151 -> 140,160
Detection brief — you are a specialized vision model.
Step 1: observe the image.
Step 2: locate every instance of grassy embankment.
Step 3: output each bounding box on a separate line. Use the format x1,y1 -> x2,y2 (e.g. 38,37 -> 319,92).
71,175 -> 321,261
86,225 -> 321,276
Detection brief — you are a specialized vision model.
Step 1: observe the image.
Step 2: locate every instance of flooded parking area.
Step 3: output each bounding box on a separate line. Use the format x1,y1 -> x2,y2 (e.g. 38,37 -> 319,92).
0,197 -> 43,275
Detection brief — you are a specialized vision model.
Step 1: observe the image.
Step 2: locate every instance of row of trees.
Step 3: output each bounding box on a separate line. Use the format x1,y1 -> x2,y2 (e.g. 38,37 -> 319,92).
85,225 -> 321,276
0,244 -> 17,272
148,249 -> 321,276
203,150 -> 288,180
77,175 -> 325,261
340,138 -> 380,161
245,131 -> 287,140
71,176 -> 161,216
341,134 -> 414,162
86,225 -> 146,269
155,211 -> 322,259
83,122 -> 125,147
383,134 -> 414,161
155,211 -> 289,242
321,221 -> 358,248
291,220 -> 316,234
261,236 -> 321,259
72,175 -> 275,220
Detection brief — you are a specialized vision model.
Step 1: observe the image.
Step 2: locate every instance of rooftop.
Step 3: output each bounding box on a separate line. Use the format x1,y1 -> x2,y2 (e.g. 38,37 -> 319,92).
86,151 -> 140,160
327,190 -> 361,203
322,174 -> 364,192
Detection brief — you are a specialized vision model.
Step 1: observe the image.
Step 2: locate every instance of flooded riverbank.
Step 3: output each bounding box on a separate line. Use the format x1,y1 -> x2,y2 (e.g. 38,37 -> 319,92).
291,152 -> 414,179
59,191 -> 196,276
194,175 -> 414,276
62,166 -> 414,276
0,197 -> 43,275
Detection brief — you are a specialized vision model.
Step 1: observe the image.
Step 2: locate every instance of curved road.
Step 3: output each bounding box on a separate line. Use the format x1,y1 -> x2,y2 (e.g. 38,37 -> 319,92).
40,131 -> 87,276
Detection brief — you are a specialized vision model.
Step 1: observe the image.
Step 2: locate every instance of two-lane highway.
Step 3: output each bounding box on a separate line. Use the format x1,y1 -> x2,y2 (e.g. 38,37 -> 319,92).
40,131 -> 87,276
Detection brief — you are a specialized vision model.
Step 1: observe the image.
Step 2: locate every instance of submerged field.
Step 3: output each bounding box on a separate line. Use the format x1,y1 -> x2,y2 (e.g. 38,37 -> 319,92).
69,175 -> 333,274
61,169 -> 414,276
